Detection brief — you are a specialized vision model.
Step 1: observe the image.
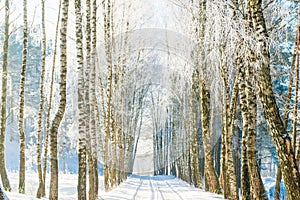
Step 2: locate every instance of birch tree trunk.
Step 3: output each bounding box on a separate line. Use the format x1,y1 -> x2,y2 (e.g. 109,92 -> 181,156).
75,0 -> 87,199
84,0 -> 95,198
225,70 -> 239,200
199,78 -> 221,193
103,0 -> 114,191
220,51 -> 239,200
36,0 -> 46,197
49,0 -> 69,199
109,1 -> 118,186
221,80 -> 230,198
191,0 -> 218,191
239,61 -> 251,200
245,62 -> 267,199
42,0 -> 61,196
189,90 -> 202,188
0,0 -> 11,191
89,0 -> 98,198
18,0 -> 28,194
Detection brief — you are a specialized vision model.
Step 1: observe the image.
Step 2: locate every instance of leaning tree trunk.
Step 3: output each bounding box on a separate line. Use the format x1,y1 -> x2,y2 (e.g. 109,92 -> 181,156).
49,0 -> 69,199
36,0 -> 47,197
230,1 -> 251,196
42,0 -> 61,196
18,0 -> 28,194
239,3 -> 267,199
249,0 -> 300,199
75,0 -> 87,199
0,0 -> 11,191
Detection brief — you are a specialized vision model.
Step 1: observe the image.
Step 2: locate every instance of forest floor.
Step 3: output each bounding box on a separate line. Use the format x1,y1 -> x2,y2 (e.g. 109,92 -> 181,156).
4,172 -> 224,199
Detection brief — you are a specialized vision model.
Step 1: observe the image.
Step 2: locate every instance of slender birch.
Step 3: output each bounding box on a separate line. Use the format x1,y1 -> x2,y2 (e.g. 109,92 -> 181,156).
90,0 -> 99,198
41,0 -> 61,196
49,0 -> 69,199
36,0 -> 47,197
0,0 -> 11,191
75,0 -> 87,199
18,0 -> 28,194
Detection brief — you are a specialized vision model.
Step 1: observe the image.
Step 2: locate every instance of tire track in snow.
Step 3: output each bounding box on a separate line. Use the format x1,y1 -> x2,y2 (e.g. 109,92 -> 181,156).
165,181 -> 184,200
156,178 -> 183,200
132,178 -> 144,200
149,177 -> 165,200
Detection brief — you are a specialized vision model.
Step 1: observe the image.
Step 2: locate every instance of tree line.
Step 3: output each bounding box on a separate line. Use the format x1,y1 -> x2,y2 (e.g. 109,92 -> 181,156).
0,0 -> 299,200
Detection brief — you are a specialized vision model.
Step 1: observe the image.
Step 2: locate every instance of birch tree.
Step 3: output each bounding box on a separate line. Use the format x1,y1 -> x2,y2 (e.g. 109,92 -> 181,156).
197,0 -> 221,193
89,0 -> 99,197
84,0 -> 97,198
188,0 -> 221,193
75,0 -> 87,198
41,0 -> 62,196
36,0 -> 47,197
0,0 -> 11,191
49,0 -> 69,199
18,0 -> 28,194
102,0 -> 114,190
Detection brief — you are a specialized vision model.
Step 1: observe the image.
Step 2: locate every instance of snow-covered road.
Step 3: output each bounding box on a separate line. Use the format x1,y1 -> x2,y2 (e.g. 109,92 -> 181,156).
99,175 -> 224,200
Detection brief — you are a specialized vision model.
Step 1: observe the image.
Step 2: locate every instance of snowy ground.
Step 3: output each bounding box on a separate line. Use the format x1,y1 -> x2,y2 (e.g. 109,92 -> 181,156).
5,172 -> 103,200
4,172 -> 224,200
99,175 -> 224,200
